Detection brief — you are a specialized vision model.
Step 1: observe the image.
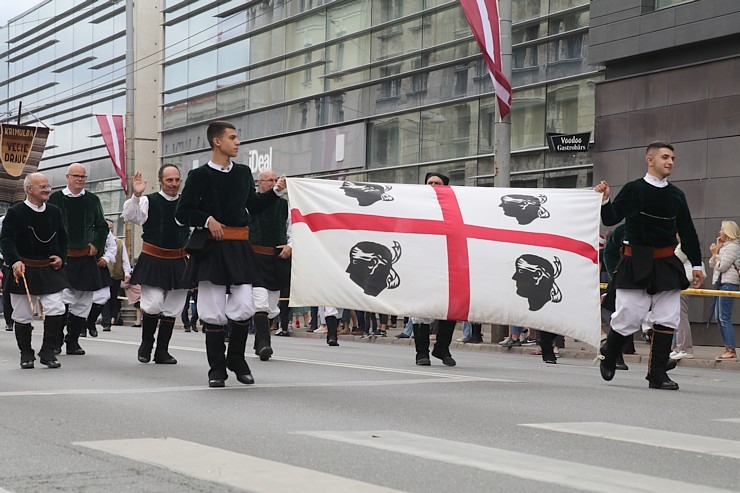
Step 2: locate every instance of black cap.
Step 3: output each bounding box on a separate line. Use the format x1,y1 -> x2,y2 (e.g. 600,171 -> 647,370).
424,172 -> 449,185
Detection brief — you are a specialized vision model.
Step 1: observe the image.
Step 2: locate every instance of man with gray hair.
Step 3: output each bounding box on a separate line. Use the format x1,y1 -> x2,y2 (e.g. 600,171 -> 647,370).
49,163 -> 109,356
0,172 -> 69,369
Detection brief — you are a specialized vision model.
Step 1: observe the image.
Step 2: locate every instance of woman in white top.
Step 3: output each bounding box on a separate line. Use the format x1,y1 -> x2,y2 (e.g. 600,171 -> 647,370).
709,220 -> 740,361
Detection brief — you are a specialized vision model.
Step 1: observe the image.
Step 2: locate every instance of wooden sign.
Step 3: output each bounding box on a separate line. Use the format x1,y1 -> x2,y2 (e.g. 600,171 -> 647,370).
0,124 -> 50,203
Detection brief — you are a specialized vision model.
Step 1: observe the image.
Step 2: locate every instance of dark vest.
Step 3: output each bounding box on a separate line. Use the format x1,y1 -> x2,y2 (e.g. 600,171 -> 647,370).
142,193 -> 189,249
249,197 -> 288,247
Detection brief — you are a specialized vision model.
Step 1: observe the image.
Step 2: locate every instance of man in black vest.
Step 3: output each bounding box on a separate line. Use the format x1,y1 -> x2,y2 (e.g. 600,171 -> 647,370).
595,142 -> 704,390
0,172 -> 69,369
250,169 -> 292,360
122,165 -> 189,365
175,121 -> 286,387
101,219 -> 131,330
49,163 -> 108,356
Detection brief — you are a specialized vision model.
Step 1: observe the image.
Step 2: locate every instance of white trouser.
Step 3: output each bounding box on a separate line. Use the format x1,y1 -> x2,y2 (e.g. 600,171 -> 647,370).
62,288 -> 94,318
253,287 -> 280,319
610,289 -> 681,336
196,281 -> 254,326
140,285 -> 188,318
411,317 -> 434,324
92,286 -> 111,305
11,292 -> 66,324
319,306 -> 343,318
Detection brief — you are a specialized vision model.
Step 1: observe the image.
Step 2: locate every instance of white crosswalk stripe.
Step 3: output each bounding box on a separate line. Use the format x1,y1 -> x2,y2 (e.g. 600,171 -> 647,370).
297,430 -> 735,493
521,422 -> 740,459
75,437 -> 406,493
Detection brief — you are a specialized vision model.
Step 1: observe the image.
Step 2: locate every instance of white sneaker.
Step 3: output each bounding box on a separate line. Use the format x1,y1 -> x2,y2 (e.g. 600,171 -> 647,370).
499,336 -> 512,346
671,351 -> 694,360
669,351 -> 679,359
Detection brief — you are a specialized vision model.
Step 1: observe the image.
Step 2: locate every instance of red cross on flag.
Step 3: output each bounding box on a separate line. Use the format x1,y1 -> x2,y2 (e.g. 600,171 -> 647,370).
460,0 -> 512,118
95,114 -> 127,194
288,179 -> 602,348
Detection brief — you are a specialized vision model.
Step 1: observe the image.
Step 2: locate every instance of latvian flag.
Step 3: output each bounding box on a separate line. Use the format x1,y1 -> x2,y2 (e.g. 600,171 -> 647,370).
288,179 -> 602,348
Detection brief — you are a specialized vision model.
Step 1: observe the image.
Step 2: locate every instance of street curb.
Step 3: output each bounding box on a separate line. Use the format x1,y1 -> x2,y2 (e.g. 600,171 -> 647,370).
285,330 -> 740,372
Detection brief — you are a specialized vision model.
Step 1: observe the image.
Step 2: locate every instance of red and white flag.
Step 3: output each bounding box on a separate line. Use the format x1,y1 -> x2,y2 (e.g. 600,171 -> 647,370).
288,179 -> 602,348
460,0 -> 512,118
95,114 -> 127,194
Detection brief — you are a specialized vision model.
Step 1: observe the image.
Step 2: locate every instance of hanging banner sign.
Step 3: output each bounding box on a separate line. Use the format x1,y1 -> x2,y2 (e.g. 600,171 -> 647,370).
0,124 -> 50,203
0,124 -> 37,177
547,132 -> 591,153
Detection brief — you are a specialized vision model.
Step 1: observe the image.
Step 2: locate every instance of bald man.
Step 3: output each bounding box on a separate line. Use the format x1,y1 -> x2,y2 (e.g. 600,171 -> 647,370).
48,163 -> 109,356
0,173 -> 68,368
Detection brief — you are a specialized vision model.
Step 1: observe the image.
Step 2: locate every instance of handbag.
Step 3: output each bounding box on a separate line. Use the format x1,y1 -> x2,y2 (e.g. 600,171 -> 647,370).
184,229 -> 209,254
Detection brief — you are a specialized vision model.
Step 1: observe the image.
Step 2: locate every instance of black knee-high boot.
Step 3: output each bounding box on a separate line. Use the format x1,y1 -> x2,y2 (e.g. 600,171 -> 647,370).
65,315 -> 86,355
154,316 -> 177,364
326,315 -> 339,346
39,315 -> 63,368
432,320 -> 456,367
204,324 -> 228,387
599,329 -> 628,381
253,312 -> 273,361
15,322 -> 35,369
413,323 -> 431,365
226,319 -> 254,384
539,330 -> 557,364
138,312 -> 159,363
85,303 -> 103,338
54,305 -> 68,354
647,325 -> 679,390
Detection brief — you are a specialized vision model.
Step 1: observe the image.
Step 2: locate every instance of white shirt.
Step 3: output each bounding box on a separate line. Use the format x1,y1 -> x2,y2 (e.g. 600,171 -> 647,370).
122,190 -> 179,226
61,187 -> 86,197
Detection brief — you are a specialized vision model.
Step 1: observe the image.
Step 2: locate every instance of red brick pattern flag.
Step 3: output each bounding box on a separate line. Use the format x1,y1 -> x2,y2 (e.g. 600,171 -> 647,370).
460,0 -> 512,118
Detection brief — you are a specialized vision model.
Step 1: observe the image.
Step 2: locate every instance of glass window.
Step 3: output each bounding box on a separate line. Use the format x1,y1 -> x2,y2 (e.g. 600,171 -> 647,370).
512,0 -> 548,23
249,27 -> 285,66
217,41 -> 249,74
164,60 -> 188,92
249,75 -> 286,110
478,97 -> 497,154
285,11 -> 327,54
550,0 -> 589,11
217,85 -> 247,116
285,48 -> 325,100
422,6 -> 470,48
546,76 -> 601,135
368,111 -> 420,167
420,101 -> 479,162
656,0 -> 694,8
328,0 -> 371,40
371,17 -> 422,63
187,52 -> 218,90
511,86 -> 546,151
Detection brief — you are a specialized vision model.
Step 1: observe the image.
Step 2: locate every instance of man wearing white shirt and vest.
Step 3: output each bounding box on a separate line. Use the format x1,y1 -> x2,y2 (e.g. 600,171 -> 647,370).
83,227 -> 117,337
101,219 -> 131,331
48,163 -> 109,356
122,165 -> 189,365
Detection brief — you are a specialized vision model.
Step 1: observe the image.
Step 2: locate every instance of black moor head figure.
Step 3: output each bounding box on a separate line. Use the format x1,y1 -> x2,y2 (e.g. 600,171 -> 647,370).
499,194 -> 550,225
512,254 -> 562,311
341,181 -> 394,207
346,241 -> 402,297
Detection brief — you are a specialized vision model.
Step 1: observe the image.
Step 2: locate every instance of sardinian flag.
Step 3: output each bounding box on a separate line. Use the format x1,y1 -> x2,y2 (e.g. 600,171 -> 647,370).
460,0 -> 512,118
288,179 -> 603,348
95,114 -> 127,194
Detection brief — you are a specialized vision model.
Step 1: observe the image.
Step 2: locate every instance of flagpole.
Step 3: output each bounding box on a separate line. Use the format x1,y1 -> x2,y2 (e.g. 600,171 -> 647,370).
125,0 -> 136,255
494,0 -> 512,187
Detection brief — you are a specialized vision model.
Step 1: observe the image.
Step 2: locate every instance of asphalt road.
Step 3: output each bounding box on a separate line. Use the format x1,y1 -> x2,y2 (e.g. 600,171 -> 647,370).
1,324 -> 739,493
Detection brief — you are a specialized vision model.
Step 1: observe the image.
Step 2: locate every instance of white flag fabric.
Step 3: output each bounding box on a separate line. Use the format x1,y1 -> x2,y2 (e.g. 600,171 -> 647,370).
287,179 -> 602,348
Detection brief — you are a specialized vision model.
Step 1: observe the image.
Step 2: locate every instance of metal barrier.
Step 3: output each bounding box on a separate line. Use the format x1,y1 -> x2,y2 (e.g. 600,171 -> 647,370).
599,284 -> 740,298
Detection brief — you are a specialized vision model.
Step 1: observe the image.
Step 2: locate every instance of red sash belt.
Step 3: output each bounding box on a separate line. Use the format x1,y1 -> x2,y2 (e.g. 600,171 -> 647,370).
20,257 -> 51,267
623,245 -> 675,259
209,226 -> 249,241
142,242 -> 187,259
67,246 -> 91,257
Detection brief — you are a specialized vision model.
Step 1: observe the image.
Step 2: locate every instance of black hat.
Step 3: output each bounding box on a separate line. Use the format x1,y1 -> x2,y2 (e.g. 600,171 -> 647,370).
424,172 -> 449,185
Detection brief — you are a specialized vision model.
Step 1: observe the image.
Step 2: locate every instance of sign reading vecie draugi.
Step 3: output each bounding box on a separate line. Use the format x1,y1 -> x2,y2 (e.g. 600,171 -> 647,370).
0,124 -> 50,203
547,132 -> 591,153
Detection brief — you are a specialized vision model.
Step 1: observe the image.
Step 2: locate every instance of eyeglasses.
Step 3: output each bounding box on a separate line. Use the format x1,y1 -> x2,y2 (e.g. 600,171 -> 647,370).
31,185 -> 52,190
68,174 -> 87,180
258,178 -> 276,182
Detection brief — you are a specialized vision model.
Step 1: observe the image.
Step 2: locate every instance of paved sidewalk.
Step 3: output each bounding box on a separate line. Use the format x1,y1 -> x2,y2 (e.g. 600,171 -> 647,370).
288,326 -> 740,372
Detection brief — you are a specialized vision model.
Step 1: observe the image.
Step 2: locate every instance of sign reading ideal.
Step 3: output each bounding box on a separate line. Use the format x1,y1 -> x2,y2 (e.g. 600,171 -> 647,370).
0,124 -> 38,176
547,132 -> 591,153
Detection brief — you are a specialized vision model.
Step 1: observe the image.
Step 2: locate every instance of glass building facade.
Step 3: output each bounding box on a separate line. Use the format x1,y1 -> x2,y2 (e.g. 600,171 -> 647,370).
0,0 -> 128,230
161,0 -> 602,188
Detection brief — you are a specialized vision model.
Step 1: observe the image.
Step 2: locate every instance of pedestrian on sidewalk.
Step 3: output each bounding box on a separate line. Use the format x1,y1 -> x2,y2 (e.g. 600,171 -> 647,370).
595,142 -> 704,391
709,220 -> 740,362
